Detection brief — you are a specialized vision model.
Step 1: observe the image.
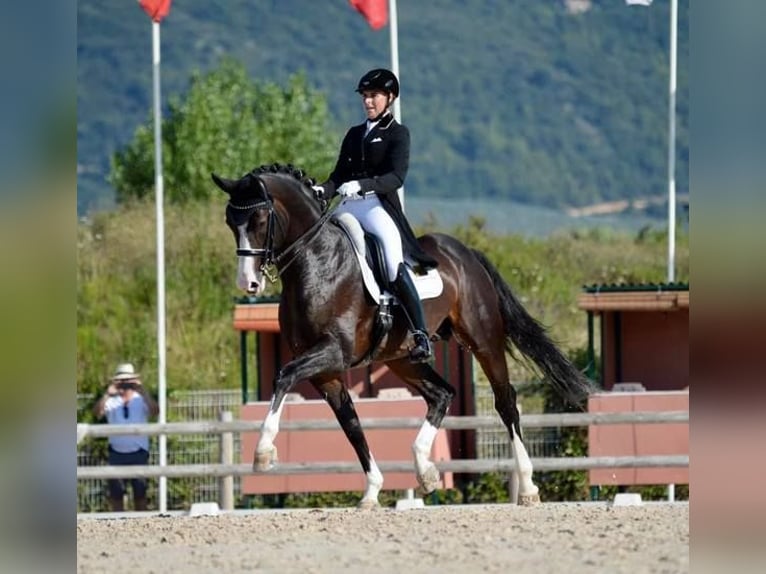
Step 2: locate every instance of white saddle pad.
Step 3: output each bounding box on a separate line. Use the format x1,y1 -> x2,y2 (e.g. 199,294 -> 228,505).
333,212 -> 443,303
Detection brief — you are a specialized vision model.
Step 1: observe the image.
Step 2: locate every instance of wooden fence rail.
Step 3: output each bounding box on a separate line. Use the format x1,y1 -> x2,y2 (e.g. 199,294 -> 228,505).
77,410 -> 688,442
78,410 -> 689,508
77,455 -> 689,480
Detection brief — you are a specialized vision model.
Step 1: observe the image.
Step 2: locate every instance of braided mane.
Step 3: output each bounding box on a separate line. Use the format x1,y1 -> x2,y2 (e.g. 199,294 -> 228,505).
251,163 -> 317,190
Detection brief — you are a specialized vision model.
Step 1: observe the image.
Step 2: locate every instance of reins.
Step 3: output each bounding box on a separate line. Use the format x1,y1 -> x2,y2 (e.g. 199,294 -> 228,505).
267,200 -> 338,281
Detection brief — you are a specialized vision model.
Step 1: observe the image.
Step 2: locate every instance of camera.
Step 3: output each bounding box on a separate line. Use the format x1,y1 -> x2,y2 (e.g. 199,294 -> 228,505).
117,381 -> 137,391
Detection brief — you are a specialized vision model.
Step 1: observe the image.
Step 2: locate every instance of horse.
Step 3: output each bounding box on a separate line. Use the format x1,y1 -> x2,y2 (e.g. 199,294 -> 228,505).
212,163 -> 592,508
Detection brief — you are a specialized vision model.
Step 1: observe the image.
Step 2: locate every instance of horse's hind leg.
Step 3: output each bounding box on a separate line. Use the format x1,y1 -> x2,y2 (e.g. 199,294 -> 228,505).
311,378 -> 383,509
472,348 -> 540,506
387,359 -> 456,494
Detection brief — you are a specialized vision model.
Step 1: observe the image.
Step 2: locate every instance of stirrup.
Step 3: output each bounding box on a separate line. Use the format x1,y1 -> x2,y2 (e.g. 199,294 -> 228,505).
409,331 -> 432,363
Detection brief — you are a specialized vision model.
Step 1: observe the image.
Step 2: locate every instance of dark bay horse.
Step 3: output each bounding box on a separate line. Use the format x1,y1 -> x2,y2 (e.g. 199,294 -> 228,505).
212,164 -> 591,508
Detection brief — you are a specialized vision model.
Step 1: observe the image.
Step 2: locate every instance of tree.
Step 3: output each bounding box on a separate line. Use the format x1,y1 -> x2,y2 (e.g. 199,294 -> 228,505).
110,58 -> 338,204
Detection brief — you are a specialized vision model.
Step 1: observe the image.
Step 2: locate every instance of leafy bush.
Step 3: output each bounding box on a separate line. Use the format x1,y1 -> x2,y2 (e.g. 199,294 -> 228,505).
110,59 -> 338,205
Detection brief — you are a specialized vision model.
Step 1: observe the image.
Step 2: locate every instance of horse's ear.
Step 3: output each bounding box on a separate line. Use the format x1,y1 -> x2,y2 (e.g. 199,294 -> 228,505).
211,173 -> 235,194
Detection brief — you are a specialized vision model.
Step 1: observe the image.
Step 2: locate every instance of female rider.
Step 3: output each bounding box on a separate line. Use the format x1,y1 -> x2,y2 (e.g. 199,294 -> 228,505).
313,68 -> 437,362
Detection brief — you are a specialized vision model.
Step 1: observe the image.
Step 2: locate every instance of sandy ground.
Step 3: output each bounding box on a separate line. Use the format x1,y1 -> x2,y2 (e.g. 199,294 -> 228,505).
77,502 -> 688,574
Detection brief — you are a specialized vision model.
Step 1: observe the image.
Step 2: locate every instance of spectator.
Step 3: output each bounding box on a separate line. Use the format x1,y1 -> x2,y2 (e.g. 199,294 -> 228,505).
93,362 -> 158,511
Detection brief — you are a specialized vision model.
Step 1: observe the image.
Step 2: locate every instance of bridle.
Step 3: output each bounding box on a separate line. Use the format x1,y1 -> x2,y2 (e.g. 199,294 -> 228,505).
227,192 -> 336,283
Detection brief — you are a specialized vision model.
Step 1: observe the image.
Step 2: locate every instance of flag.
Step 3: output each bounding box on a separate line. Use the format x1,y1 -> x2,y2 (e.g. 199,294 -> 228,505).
349,0 -> 388,30
139,0 -> 173,23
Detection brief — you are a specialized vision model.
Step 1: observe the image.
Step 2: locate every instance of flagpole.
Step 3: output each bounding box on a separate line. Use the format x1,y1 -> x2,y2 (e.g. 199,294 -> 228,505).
389,0 -> 400,123
388,0 -> 404,208
626,0 -> 677,282
667,0 -> 678,283
151,19 -> 168,514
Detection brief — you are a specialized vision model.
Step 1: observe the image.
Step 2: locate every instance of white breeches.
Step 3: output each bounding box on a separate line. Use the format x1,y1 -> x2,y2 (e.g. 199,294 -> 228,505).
335,193 -> 403,282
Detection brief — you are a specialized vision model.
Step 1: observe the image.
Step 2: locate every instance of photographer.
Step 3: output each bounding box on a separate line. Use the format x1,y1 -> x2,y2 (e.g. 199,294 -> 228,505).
93,363 -> 158,511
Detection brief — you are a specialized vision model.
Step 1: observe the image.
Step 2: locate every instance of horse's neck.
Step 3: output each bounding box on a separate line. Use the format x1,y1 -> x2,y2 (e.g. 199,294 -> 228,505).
280,220 -> 348,281
277,202 -> 321,247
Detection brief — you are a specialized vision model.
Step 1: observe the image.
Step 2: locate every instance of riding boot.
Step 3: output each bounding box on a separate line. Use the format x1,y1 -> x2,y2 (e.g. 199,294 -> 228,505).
392,263 -> 432,362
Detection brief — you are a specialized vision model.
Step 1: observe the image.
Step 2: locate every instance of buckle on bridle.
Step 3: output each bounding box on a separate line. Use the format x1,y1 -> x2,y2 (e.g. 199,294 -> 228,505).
261,262 -> 279,284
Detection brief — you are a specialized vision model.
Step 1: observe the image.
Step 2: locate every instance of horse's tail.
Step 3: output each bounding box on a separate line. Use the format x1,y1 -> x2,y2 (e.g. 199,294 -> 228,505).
471,248 -> 593,407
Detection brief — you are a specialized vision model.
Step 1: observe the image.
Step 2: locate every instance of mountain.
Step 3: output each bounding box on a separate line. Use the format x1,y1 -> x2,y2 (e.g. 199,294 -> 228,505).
77,0 -> 688,218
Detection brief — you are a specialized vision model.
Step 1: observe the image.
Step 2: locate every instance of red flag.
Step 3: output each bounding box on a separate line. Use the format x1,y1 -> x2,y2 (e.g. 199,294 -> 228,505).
139,0 -> 173,23
349,0 -> 388,30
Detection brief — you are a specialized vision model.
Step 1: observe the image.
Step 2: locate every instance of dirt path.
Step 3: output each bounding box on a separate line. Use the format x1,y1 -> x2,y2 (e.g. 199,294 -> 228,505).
77,503 -> 688,573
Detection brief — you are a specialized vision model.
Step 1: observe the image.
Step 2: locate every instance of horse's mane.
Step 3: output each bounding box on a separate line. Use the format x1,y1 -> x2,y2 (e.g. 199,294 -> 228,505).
251,163 -> 317,190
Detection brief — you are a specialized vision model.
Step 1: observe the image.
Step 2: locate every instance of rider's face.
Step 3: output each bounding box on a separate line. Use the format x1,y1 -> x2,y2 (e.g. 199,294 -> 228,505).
360,90 -> 390,120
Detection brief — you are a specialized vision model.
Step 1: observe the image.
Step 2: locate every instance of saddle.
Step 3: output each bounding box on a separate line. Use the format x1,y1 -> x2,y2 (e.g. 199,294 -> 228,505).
332,212 -> 443,304
332,212 -> 443,365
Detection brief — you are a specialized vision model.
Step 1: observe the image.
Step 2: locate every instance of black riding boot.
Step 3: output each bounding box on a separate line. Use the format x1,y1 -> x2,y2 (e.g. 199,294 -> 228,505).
392,263 -> 432,362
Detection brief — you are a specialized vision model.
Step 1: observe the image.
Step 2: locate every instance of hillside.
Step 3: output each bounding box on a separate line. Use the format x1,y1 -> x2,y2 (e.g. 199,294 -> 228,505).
77,0 -> 689,216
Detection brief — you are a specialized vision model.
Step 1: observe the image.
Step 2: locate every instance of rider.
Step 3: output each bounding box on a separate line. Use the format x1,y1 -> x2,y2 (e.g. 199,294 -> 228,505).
313,68 -> 437,362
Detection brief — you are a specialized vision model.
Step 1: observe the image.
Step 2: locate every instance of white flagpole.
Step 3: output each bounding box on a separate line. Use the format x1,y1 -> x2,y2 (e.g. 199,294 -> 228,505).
389,0 -> 401,123
626,0 -> 677,282
667,0 -> 678,283
388,0 -> 404,208
151,20 -> 168,514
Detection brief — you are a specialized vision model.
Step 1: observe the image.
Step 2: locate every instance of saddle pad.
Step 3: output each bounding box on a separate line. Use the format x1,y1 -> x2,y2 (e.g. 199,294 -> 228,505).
333,212 -> 443,303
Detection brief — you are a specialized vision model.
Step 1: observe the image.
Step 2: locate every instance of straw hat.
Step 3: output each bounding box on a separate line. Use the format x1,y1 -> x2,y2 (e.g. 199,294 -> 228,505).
112,362 -> 140,381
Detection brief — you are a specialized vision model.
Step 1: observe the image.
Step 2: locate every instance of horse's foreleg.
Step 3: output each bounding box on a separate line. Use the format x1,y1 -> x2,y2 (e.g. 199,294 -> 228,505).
312,378 -> 383,509
254,394 -> 285,471
388,360 -> 455,494
254,339 -> 342,472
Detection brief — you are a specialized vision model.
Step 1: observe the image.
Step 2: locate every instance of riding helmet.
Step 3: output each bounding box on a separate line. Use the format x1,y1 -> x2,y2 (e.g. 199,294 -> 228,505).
356,68 -> 400,97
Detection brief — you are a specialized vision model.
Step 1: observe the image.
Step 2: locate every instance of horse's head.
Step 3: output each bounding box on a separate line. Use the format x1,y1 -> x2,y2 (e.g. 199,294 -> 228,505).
212,166 -> 323,295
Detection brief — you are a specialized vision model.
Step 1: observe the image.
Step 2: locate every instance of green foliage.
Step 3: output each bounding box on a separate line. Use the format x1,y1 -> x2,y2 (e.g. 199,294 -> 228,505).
595,484 -> 688,502
463,472 -> 511,504
534,430 -> 590,502
110,59 -> 337,205
77,199 -> 244,399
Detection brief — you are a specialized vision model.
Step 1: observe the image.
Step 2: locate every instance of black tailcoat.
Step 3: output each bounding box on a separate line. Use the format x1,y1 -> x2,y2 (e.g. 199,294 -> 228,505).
321,113 -> 437,269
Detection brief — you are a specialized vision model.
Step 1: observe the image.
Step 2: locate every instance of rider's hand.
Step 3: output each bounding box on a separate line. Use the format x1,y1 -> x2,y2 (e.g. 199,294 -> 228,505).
338,180 -> 362,199
311,185 -> 325,201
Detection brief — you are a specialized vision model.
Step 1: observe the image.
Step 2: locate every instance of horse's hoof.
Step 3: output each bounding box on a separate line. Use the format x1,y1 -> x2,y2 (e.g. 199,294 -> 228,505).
416,465 -> 441,494
253,447 -> 277,472
518,492 -> 541,507
357,498 -> 381,510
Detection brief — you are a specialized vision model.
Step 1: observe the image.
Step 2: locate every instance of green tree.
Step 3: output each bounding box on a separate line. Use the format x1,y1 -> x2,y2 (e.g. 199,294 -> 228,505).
110,58 -> 338,204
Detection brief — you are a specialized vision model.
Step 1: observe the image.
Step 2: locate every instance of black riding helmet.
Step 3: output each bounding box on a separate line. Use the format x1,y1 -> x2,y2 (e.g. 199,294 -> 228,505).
356,68 -> 399,98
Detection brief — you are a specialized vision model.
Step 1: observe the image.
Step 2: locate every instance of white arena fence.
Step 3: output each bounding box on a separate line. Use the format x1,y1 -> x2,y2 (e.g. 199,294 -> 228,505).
77,402 -> 688,512
77,387 -> 560,511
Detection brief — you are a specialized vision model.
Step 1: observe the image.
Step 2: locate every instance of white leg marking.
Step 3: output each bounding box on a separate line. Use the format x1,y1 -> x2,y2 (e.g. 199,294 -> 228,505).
359,454 -> 384,507
257,395 -> 285,455
412,421 -> 438,478
511,433 -> 539,497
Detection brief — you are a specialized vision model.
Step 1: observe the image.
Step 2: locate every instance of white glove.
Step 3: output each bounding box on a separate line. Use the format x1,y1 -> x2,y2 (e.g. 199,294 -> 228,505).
338,180 -> 362,198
